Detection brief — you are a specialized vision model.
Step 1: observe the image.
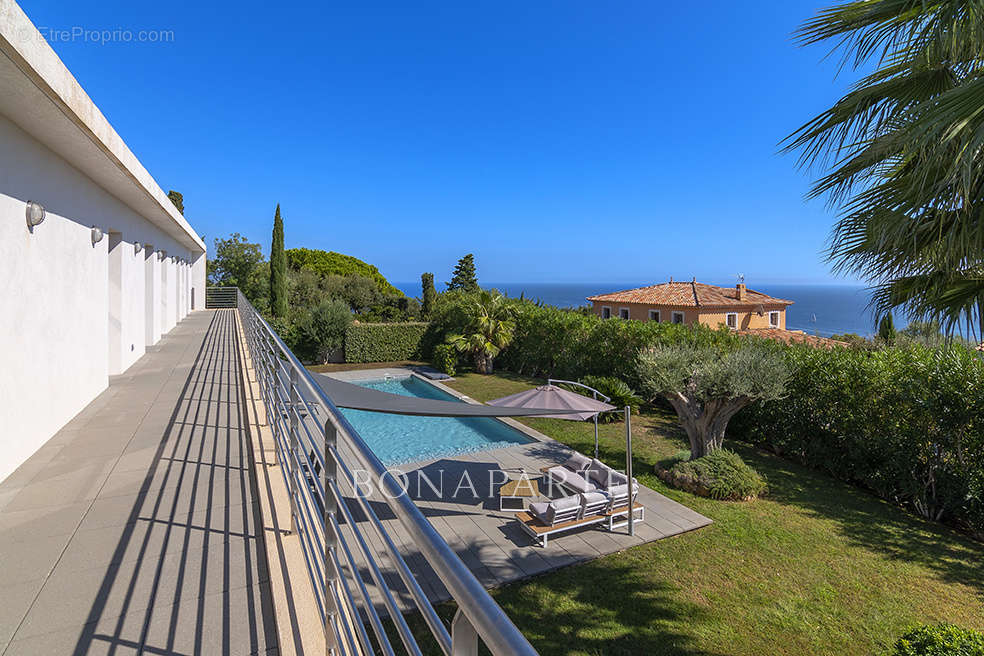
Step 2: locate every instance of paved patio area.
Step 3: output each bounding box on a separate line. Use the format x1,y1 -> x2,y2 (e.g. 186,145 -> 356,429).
328,368 -> 713,609
0,310 -> 278,656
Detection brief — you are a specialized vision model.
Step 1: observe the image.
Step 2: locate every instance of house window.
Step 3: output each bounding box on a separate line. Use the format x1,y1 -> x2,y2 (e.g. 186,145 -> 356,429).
618,308 -> 630,320
769,311 -> 780,327
648,309 -> 660,322
726,312 -> 738,329
672,311 -> 685,324
601,306 -> 611,319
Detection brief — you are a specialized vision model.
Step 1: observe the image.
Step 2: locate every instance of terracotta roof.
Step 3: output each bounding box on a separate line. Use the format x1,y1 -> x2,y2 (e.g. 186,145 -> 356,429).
738,328 -> 848,349
586,281 -> 792,308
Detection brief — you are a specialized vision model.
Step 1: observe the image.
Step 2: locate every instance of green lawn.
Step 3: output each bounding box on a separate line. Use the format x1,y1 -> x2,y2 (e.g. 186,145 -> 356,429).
415,372 -> 984,656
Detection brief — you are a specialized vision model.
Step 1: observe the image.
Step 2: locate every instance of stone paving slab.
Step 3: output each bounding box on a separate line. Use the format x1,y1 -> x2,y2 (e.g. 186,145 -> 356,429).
0,310 -> 278,656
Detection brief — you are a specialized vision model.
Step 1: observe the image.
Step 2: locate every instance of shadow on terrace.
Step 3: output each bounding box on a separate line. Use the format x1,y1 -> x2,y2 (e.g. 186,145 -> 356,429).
0,310 -> 279,655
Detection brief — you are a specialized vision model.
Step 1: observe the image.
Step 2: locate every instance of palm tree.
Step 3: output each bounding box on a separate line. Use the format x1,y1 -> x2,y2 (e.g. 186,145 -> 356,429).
786,0 -> 984,339
448,291 -> 515,374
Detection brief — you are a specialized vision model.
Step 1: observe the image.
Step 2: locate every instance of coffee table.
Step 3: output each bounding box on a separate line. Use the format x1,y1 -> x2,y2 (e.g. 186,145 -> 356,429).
499,477 -> 540,512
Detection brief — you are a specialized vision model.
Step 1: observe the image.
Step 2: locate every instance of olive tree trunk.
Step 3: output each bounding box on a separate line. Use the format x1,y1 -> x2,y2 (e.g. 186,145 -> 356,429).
664,392 -> 752,459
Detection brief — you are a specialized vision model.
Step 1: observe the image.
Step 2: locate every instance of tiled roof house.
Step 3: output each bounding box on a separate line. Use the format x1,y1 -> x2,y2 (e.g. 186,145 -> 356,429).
587,279 -> 793,331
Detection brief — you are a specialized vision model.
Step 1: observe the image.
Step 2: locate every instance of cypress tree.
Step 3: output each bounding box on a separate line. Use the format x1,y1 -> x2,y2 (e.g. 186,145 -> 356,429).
270,204 -> 288,318
421,272 -> 436,317
447,254 -> 478,292
167,190 -> 184,214
877,313 -> 896,343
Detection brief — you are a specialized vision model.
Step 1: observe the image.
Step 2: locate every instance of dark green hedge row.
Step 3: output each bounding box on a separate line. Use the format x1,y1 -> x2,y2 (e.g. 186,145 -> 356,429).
427,299 -> 738,385
731,343 -> 984,539
344,322 -> 428,363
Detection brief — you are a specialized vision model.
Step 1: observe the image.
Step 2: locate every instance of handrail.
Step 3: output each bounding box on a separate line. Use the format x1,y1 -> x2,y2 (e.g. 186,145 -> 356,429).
231,289 -> 539,656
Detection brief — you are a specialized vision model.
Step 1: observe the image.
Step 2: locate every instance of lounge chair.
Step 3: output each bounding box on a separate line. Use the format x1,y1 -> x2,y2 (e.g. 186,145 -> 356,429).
517,491 -> 611,546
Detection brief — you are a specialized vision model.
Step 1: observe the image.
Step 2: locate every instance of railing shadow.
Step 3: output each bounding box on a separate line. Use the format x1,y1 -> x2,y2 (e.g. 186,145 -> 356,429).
71,310 -> 278,655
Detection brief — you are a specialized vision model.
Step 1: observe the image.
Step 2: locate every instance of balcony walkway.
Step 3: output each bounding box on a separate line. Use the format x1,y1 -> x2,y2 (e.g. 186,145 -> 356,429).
0,310 -> 279,656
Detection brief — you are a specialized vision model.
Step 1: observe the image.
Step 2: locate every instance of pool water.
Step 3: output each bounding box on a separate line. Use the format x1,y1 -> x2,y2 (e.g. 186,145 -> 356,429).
338,376 -> 533,465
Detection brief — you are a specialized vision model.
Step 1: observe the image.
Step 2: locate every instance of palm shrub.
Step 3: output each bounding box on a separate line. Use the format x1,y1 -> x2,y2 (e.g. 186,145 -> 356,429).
786,0 -> 984,333
448,290 -> 515,374
636,343 -> 791,459
578,375 -> 640,423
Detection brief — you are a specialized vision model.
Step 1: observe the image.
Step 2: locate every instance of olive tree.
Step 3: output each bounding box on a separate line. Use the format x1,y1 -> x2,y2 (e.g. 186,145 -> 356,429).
637,343 -> 791,459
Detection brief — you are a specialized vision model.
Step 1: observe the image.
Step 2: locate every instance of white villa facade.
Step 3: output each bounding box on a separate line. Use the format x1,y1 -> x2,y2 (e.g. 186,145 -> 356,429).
0,2 -> 207,482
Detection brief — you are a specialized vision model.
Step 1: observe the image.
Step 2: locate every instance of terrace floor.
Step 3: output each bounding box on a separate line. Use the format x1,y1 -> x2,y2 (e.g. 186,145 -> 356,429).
328,368 -> 713,609
0,310 -> 279,656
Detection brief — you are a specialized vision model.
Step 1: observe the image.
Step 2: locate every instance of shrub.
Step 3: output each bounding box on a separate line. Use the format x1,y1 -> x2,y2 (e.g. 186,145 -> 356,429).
660,450 -> 767,501
345,322 -> 428,363
432,343 -> 457,376
578,375 -> 641,422
886,624 -> 984,656
296,300 -> 352,364
266,314 -> 302,354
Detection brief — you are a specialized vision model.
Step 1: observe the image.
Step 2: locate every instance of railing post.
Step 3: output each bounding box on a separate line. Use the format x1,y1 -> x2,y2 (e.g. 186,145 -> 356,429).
324,419 -> 339,655
451,608 -> 479,656
289,367 -> 300,535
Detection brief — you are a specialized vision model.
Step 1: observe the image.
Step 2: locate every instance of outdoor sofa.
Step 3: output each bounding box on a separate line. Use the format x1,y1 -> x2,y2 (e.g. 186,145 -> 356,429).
541,452 -> 639,496
515,451 -> 645,546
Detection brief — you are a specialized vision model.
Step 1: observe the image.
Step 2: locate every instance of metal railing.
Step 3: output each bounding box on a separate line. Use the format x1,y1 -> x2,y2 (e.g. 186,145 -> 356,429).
231,288 -> 539,656
205,286 -> 238,308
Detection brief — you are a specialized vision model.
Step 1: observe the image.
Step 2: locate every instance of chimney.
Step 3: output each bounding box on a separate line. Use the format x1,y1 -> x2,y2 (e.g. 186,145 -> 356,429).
737,282 -> 747,301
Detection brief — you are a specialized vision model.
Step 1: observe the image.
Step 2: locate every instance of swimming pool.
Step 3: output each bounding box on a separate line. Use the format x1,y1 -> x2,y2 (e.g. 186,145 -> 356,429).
338,376 -> 534,465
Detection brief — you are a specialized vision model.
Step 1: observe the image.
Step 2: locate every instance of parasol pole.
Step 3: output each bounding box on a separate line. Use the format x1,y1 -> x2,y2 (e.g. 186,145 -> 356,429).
626,405 -> 634,537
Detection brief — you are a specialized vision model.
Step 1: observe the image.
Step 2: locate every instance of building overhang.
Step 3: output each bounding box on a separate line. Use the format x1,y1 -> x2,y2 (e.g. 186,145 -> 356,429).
0,2 -> 205,254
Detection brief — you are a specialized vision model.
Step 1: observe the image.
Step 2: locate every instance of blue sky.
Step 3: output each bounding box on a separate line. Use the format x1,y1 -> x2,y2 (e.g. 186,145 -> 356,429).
19,0 -> 859,286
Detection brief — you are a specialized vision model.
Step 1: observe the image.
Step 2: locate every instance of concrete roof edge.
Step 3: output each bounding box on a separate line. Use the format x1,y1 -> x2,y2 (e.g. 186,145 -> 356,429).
0,1 -> 205,253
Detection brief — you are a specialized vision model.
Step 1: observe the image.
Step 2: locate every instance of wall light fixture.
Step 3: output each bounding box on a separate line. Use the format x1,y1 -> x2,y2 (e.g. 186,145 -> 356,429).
91,226 -> 104,245
25,201 -> 45,230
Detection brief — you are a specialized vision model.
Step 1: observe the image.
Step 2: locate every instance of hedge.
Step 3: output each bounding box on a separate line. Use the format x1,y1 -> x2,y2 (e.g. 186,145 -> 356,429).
427,296 -> 737,385
731,342 -> 984,539
345,322 -> 428,363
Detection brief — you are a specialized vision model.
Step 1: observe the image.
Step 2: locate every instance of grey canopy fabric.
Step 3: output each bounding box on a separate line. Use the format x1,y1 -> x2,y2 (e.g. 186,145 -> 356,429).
313,373 -> 563,417
485,384 -> 616,421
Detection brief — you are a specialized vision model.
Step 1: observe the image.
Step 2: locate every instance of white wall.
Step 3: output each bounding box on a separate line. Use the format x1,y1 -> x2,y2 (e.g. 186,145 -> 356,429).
0,113 -> 202,482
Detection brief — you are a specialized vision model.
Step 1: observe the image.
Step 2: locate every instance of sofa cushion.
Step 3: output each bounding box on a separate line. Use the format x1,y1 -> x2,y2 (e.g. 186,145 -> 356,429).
562,452 -> 592,472
544,494 -> 581,524
587,459 -> 616,487
546,466 -> 597,493
580,491 -> 609,515
607,471 -> 628,487
607,482 -> 640,503
529,501 -> 551,524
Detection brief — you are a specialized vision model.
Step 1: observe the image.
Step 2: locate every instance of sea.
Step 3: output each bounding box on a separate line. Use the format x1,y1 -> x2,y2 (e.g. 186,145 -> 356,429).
394,281 -> 879,338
